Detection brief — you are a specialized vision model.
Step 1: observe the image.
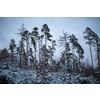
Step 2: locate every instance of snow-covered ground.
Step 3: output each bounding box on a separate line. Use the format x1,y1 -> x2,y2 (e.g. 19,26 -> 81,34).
0,63 -> 100,84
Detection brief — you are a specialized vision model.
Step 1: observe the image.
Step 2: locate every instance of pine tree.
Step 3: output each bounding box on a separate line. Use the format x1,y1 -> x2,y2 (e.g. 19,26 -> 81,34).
22,30 -> 30,67
58,31 -> 70,73
48,40 -> 57,65
68,34 -> 78,70
32,27 -> 39,61
90,29 -> 100,68
60,51 -> 66,66
31,36 -> 36,66
28,48 -> 34,67
22,48 -> 27,66
16,40 -> 25,67
9,39 -> 16,63
37,34 -> 44,63
0,48 -> 10,64
16,24 -> 26,67
41,24 -> 52,62
83,27 -> 94,69
40,45 -> 50,62
76,42 -> 84,68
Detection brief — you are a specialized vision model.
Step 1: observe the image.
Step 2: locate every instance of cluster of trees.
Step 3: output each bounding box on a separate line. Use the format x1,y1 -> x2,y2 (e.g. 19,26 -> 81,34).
58,31 -> 84,73
57,27 -> 100,74
0,24 -> 100,75
8,24 -> 57,68
83,27 -> 100,68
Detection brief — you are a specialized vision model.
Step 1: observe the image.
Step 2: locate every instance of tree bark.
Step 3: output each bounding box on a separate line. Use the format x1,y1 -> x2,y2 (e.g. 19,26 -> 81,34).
38,40 -> 40,63
97,42 -> 100,68
26,39 -> 28,67
41,31 -> 43,63
19,40 -> 22,67
35,39 -> 37,61
12,49 -> 13,63
65,37 -> 67,74
51,40 -> 53,65
45,34 -> 46,62
27,35 -> 30,67
34,48 -> 36,60
72,43 -> 75,70
89,40 -> 94,69
79,53 -> 80,68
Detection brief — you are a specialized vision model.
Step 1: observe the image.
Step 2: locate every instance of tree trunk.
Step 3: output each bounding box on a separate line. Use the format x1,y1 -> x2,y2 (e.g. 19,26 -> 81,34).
12,50 -> 13,63
71,43 -> 73,70
72,43 -> 75,70
26,39 -> 28,67
51,40 -> 53,65
36,39 -> 37,61
34,47 -> 36,60
38,40 -> 40,64
19,40 -> 22,67
27,36 -> 30,67
41,31 -> 43,63
65,38 -> 67,74
97,42 -> 100,68
79,53 -> 80,68
89,40 -> 94,69
45,34 -> 46,62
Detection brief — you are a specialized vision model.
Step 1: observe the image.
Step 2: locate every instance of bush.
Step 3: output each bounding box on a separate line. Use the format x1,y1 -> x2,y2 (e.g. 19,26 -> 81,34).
0,75 -> 14,84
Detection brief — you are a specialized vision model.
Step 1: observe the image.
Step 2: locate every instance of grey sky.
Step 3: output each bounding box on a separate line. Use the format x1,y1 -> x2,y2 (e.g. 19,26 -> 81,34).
0,17 -> 100,66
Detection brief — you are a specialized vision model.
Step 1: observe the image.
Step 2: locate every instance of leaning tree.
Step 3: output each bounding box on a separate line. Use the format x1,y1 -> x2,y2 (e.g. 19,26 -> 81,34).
83,27 -> 94,69
76,42 -> 84,68
69,34 -> 78,70
90,29 -> 100,68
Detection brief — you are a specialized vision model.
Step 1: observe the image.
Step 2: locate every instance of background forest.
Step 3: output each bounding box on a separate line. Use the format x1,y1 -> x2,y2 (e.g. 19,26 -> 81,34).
0,22 -> 100,84
1,0 -> 100,100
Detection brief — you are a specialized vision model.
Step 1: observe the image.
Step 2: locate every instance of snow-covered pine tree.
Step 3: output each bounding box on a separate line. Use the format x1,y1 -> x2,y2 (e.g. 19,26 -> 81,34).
40,45 -> 50,63
89,29 -> 100,68
83,27 -> 94,69
41,24 -> 52,63
32,27 -> 39,61
16,24 -> 26,67
16,40 -> 25,67
38,34 -> 44,63
69,34 -> 79,70
48,40 -> 57,65
58,31 -> 70,73
9,39 -> 16,64
28,48 -> 34,67
22,30 -> 30,67
76,42 -> 84,68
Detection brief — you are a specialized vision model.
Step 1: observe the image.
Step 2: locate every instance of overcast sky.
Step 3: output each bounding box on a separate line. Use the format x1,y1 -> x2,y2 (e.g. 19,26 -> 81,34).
0,17 -> 100,65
